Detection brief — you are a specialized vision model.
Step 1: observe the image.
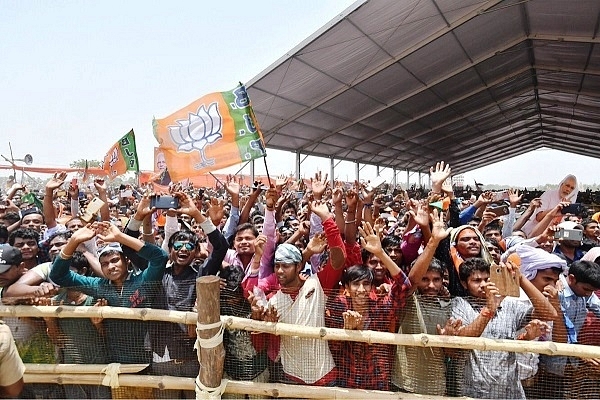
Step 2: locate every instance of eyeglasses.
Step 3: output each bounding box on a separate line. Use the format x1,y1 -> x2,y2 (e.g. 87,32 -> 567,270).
173,241 -> 195,251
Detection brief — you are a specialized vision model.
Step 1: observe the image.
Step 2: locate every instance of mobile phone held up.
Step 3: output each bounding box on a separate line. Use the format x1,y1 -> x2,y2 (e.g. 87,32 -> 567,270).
561,203 -> 585,215
150,195 -> 180,209
489,263 -> 520,297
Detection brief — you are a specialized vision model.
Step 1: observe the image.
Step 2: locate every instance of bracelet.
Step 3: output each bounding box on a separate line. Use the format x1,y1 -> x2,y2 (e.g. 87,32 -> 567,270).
363,203 -> 373,208
344,219 -> 356,224
59,250 -> 73,260
480,306 -> 495,319
142,229 -> 154,236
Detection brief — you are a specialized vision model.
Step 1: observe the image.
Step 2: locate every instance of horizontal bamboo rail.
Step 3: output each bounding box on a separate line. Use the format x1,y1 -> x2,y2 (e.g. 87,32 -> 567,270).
2,305 -> 600,358
24,369 -> 448,399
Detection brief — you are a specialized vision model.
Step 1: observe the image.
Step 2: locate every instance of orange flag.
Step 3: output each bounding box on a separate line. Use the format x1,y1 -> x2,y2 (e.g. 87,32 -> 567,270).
152,84 -> 265,182
102,130 -> 139,178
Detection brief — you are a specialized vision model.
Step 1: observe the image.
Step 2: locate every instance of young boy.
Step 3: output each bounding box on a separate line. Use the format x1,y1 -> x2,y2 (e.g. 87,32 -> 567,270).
535,259 -> 600,399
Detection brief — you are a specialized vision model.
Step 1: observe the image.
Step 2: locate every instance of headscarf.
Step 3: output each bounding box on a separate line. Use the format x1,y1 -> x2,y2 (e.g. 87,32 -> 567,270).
274,243 -> 302,264
501,244 -> 567,280
558,174 -> 579,202
582,247 -> 600,264
449,225 -> 494,272
504,235 -> 525,250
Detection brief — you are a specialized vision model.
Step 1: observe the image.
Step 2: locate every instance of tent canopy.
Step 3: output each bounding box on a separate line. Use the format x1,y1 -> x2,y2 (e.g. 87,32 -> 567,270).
247,0 -> 600,175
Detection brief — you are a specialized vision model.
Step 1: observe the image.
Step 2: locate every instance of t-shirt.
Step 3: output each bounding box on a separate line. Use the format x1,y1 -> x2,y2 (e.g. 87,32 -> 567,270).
0,321 -> 25,387
393,294 -> 451,395
451,296 -> 532,399
269,275 -> 335,384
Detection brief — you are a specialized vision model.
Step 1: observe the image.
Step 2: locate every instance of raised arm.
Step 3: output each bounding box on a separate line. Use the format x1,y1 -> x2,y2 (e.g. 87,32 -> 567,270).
44,172 -> 67,229
407,209 -> 451,287
359,221 -> 401,278
93,179 -> 110,222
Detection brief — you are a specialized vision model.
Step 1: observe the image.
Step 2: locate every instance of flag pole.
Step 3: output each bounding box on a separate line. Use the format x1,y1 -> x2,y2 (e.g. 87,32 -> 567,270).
263,157 -> 272,188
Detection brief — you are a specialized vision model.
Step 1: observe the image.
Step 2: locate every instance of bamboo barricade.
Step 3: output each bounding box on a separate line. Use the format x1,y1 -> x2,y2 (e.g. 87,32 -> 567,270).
3,305 -> 600,359
23,369 -> 446,399
195,276 -> 226,398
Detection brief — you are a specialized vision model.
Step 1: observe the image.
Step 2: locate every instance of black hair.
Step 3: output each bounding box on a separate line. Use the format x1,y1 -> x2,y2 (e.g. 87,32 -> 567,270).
342,265 -> 374,287
71,251 -> 91,276
235,222 -> 259,238
459,257 -> 490,283
47,230 -> 72,245
167,230 -> 199,250
8,228 -> 40,246
0,226 -> 8,242
360,248 -> 372,264
582,219 -> 598,229
485,238 -> 501,251
569,260 -> 600,288
427,258 -> 445,276
483,223 -> 502,234
20,207 -> 44,222
1,211 -> 20,225
283,202 -> 297,214
381,235 -> 402,249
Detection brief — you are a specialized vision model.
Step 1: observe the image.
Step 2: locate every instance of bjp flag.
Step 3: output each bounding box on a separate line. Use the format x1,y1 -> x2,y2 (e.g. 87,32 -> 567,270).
102,130 -> 140,178
152,84 -> 266,182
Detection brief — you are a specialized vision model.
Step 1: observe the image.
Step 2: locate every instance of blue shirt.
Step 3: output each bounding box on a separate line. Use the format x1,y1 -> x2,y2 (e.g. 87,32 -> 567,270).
541,274 -> 600,375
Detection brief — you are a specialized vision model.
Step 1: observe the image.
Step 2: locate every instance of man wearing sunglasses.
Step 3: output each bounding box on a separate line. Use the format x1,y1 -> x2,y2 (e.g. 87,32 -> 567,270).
150,192 -> 229,399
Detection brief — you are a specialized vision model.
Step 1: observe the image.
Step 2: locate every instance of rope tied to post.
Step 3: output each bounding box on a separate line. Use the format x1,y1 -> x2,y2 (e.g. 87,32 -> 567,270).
195,377 -> 228,400
194,320 -> 224,349
101,363 -> 121,388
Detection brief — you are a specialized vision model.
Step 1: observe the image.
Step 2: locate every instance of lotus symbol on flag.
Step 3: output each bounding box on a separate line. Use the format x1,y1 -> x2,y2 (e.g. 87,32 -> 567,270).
168,102 -> 223,168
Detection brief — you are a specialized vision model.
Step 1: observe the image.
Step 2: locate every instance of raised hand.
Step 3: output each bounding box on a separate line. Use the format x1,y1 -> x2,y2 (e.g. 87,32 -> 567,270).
508,188 -> 522,208
254,234 -> 267,259
70,223 -> 97,244
441,178 -> 453,194
309,199 -> 331,221
206,197 -> 226,225
265,187 -> 280,210
306,232 -> 327,255
46,172 -> 68,191
345,188 -> 358,210
429,161 -> 451,193
430,208 -> 452,242
171,192 -> 196,215
224,175 -> 240,197
358,221 -> 383,254
94,178 -> 107,193
331,186 -> 343,205
275,175 -> 291,192
135,194 -> 155,220
310,171 -> 329,200
95,222 -> 122,243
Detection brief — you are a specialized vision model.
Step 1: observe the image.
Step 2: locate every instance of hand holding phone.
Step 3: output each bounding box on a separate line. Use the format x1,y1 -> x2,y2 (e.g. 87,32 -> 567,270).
489,263 -> 520,297
150,195 -> 180,209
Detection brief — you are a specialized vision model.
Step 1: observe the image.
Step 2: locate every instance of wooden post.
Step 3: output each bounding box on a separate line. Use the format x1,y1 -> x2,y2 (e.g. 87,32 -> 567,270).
195,276 -> 225,396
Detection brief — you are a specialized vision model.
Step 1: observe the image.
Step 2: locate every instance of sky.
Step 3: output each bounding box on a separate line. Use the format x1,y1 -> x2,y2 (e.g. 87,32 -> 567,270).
2,0 -> 599,188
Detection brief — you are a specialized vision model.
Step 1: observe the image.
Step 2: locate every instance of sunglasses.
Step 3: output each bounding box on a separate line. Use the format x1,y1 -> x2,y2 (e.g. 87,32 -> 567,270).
173,241 -> 195,251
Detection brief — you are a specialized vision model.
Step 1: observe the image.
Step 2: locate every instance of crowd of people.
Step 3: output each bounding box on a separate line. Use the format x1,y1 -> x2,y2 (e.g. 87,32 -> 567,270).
0,162 -> 599,399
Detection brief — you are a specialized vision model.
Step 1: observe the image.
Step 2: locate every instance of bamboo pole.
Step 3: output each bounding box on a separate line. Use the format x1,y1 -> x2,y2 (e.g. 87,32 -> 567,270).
221,315 -> 600,359
23,373 -> 452,399
24,364 -> 148,374
0,305 -> 197,325
3,305 -> 600,359
195,276 -> 225,394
